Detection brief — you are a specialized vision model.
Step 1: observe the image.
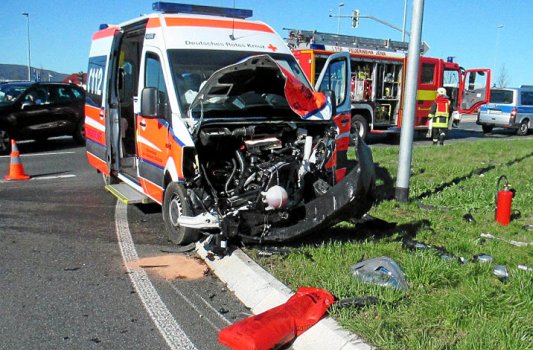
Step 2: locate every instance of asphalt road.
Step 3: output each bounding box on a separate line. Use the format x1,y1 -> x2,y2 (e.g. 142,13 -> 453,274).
0,138 -> 251,350
1,123 -> 530,349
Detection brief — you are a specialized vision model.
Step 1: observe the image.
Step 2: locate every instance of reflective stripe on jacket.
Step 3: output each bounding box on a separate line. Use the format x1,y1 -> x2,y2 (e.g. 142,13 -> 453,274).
429,96 -> 450,128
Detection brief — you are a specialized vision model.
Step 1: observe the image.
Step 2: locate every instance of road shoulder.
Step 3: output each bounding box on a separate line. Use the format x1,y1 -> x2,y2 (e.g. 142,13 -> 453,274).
196,243 -> 373,350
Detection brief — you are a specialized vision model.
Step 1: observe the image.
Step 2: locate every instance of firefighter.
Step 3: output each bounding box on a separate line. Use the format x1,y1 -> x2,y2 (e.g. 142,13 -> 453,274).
428,87 -> 451,145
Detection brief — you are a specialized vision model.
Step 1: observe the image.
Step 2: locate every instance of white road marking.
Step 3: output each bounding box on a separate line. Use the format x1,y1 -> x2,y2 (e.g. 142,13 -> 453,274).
32,174 -> 77,180
0,151 -> 76,158
115,201 -> 198,350
0,174 -> 76,183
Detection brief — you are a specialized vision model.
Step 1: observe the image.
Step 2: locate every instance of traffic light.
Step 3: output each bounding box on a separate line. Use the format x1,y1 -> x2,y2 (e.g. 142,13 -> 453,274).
351,10 -> 360,28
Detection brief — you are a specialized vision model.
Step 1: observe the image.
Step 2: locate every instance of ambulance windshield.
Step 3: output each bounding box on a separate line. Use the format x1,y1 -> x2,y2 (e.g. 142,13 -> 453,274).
168,49 -> 310,118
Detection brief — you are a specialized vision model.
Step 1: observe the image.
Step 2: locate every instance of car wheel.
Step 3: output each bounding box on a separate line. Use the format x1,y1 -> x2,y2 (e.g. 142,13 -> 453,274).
351,114 -> 368,142
516,119 -> 529,136
482,125 -> 493,134
73,120 -> 86,145
162,182 -> 200,245
0,130 -> 10,155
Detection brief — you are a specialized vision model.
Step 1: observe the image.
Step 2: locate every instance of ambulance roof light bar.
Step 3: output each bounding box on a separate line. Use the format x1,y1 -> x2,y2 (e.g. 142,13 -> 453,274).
152,2 -> 253,19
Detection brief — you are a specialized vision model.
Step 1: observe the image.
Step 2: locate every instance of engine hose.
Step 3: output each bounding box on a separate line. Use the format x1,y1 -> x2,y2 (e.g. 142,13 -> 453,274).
235,149 -> 246,174
234,149 -> 248,192
225,158 -> 238,195
200,164 -> 220,208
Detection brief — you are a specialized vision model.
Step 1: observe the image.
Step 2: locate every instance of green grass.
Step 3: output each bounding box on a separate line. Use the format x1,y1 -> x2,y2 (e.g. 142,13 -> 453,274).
248,138 -> 533,350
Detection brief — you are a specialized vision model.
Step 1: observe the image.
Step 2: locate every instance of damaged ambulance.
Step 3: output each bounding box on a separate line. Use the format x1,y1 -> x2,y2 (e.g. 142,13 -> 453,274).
85,2 -> 376,250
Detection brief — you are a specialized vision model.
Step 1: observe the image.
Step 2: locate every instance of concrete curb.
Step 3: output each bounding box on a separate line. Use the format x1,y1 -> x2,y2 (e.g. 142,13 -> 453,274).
196,243 -> 373,350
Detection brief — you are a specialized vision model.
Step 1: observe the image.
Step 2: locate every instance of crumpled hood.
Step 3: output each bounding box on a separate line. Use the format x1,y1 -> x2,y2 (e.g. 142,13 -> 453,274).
189,55 -> 332,121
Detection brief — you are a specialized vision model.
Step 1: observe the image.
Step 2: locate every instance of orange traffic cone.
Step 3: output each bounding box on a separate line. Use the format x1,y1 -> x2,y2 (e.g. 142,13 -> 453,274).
4,140 -> 30,181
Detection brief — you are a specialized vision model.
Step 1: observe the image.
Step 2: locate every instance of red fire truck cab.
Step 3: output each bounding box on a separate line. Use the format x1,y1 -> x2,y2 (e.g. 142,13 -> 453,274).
287,29 -> 491,140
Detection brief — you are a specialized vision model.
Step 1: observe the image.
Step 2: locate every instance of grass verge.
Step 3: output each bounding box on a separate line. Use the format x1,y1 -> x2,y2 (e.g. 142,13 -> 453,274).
248,138 -> 533,350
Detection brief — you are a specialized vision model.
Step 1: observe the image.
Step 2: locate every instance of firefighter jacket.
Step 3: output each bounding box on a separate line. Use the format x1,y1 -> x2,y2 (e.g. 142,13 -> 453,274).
428,95 -> 450,128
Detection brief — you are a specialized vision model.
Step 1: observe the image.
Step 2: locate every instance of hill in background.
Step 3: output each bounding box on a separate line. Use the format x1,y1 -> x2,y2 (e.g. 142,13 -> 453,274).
0,63 -> 69,82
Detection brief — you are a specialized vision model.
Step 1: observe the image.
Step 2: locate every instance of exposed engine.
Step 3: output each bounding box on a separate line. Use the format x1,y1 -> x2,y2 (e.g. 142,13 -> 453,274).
182,122 -> 341,243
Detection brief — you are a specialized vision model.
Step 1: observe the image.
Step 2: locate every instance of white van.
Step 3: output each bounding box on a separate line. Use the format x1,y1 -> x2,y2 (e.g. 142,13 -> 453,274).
477,85 -> 533,135
85,2 -> 376,251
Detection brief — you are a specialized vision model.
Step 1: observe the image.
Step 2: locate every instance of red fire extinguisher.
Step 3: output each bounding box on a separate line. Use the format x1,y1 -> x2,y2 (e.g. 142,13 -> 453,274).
495,175 -> 514,226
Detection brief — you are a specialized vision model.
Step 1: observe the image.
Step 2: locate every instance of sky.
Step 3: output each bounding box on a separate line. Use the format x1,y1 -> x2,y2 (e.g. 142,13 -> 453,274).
1,0 -> 532,87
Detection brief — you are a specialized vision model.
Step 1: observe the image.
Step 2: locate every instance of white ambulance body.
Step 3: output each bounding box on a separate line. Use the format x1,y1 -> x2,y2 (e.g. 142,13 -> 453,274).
85,2 -> 375,250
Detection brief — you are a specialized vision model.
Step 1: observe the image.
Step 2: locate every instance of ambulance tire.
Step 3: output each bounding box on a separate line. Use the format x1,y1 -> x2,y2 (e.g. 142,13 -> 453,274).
351,114 -> 368,143
73,119 -> 86,145
163,182 -> 200,245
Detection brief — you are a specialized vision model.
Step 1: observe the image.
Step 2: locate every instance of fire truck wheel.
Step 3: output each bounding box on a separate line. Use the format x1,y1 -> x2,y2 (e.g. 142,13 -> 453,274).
351,114 -> 368,142
0,129 -> 10,155
481,125 -> 493,134
163,182 -> 201,245
516,119 -> 529,136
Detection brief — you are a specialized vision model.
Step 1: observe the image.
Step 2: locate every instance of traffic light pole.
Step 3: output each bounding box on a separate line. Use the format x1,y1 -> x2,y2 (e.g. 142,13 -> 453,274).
395,0 -> 425,202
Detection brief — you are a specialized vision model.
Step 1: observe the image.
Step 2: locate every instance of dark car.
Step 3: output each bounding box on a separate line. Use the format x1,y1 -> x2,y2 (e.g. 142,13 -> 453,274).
0,81 -> 86,153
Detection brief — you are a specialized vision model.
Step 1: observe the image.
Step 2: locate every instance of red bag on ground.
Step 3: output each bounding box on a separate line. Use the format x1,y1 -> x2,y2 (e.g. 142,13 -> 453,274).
218,287 -> 335,350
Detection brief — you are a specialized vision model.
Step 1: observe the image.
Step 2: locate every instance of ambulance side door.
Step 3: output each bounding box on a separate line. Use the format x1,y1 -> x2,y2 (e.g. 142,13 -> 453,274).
458,69 -> 491,114
136,49 -> 170,203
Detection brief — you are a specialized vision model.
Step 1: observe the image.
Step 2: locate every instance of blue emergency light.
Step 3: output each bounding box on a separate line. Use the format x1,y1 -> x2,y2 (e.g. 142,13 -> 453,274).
152,2 -> 253,19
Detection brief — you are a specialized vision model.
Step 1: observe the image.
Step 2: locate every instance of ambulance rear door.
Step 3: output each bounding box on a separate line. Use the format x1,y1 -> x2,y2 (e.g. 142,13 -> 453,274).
85,26 -> 122,176
458,69 -> 491,114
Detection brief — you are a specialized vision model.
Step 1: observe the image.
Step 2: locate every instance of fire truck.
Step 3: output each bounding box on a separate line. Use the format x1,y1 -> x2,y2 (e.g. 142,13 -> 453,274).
287,29 -> 491,140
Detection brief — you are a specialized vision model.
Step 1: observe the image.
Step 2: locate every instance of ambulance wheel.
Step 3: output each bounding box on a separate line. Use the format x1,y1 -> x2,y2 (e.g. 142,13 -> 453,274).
163,182 -> 200,245
482,125 -> 493,134
351,114 -> 368,142
73,120 -> 86,145
516,119 -> 529,136
0,129 -> 10,155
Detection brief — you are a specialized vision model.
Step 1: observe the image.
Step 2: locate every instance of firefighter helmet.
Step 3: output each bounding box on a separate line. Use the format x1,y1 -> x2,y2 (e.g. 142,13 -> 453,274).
437,87 -> 446,96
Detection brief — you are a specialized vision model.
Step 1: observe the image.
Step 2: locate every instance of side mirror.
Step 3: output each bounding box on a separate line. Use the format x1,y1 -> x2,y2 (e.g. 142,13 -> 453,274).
140,87 -> 159,118
323,90 -> 337,116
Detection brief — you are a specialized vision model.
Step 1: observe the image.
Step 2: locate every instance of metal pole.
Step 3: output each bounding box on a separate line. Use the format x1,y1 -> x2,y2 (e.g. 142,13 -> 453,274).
395,0 -> 424,202
402,0 -> 408,42
337,3 -> 344,34
22,12 -> 31,81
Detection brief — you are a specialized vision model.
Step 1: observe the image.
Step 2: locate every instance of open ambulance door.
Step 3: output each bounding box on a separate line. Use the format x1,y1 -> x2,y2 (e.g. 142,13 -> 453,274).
314,52 -> 352,116
85,27 -> 122,177
314,52 -> 353,182
458,69 -> 491,114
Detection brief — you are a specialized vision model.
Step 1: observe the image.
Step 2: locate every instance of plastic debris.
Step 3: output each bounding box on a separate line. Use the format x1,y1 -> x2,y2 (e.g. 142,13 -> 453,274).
480,232 -> 532,247
218,287 -> 335,350
523,224 -> 533,231
492,265 -> 509,282
463,212 -> 476,223
351,256 -> 408,291
517,265 -> 532,272
458,256 -> 468,265
473,254 -> 493,263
